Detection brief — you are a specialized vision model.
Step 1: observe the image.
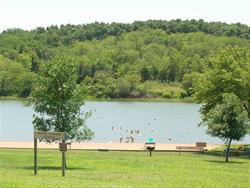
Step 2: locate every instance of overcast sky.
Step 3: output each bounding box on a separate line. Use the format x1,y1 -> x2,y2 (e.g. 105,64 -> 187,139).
0,0 -> 249,32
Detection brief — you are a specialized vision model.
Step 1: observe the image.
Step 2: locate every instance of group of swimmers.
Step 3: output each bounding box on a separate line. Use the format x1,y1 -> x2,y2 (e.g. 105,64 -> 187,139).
111,126 -> 141,134
119,136 -> 135,143
111,126 -> 143,143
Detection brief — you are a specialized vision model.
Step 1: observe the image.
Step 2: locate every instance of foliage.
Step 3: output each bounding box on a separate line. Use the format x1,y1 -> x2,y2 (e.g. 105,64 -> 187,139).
28,58 -> 93,141
194,47 -> 250,117
0,20 -> 249,99
200,93 -> 250,162
137,81 -> 187,98
194,47 -> 250,161
0,56 -> 36,97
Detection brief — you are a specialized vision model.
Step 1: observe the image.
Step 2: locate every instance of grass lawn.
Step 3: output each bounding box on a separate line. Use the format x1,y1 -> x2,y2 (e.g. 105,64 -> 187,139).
0,149 -> 249,188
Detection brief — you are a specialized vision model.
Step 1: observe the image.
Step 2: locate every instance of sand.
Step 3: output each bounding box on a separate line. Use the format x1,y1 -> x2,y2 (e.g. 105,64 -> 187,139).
0,141 -> 220,151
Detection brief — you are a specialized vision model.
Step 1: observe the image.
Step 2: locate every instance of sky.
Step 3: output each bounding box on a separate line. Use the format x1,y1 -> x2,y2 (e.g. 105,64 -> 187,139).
0,0 -> 249,32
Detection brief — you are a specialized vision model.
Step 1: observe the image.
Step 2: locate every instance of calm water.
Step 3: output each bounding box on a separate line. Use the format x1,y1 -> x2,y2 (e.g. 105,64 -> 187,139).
0,100 -> 249,144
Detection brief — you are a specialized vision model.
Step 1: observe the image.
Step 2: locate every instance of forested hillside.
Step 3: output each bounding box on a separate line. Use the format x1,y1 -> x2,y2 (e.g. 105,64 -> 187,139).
0,19 -> 249,99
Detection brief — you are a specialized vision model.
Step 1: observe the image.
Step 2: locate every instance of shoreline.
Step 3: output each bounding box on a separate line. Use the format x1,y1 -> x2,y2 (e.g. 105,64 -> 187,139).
0,96 -> 195,103
0,141 -> 220,151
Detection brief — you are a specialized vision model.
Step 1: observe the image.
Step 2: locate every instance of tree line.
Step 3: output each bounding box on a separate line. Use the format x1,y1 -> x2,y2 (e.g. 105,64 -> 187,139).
0,19 -> 249,98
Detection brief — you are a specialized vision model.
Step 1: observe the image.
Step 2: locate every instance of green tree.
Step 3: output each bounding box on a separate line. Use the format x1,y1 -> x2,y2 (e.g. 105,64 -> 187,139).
194,47 -> 250,118
0,56 -> 35,97
28,57 -> 94,141
200,93 -> 250,162
140,67 -> 150,81
117,74 -> 140,97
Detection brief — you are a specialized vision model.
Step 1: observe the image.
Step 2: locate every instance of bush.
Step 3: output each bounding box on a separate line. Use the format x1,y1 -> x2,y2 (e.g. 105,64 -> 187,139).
137,81 -> 187,98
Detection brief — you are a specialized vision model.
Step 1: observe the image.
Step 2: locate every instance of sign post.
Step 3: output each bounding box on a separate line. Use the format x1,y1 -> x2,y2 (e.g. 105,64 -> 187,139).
61,139 -> 66,177
34,137 -> 37,175
34,131 -> 66,177
145,138 -> 156,157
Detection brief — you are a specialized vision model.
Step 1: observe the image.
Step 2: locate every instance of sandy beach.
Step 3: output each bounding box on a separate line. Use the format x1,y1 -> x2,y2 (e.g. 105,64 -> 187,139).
0,141 -> 220,151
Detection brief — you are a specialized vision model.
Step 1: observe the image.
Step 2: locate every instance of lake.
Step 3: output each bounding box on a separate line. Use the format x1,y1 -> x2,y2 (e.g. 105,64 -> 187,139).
0,100 -> 249,144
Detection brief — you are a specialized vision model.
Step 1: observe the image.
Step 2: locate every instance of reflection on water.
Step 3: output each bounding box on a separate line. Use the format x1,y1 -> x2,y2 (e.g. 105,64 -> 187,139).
0,100 -> 249,144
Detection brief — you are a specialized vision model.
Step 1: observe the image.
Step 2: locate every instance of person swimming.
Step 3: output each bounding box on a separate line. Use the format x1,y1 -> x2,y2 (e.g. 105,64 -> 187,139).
125,136 -> 130,143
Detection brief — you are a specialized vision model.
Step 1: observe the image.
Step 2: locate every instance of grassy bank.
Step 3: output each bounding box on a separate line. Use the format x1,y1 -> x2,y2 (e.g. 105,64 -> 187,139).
0,96 -> 195,103
0,96 -> 27,101
0,149 -> 249,188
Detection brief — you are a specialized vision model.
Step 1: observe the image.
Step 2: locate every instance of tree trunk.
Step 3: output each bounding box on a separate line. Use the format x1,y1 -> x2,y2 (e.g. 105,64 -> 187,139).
225,138 -> 232,163
243,104 -> 250,119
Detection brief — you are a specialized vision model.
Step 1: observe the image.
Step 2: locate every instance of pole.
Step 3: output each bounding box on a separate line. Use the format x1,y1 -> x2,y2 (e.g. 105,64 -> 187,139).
34,138 -> 37,175
149,148 -> 153,157
62,139 -> 66,177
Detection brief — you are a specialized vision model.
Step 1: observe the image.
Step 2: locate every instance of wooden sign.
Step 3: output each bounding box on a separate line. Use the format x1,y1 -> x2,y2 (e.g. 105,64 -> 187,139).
34,131 -> 66,177
34,131 -> 65,140
59,143 -> 67,152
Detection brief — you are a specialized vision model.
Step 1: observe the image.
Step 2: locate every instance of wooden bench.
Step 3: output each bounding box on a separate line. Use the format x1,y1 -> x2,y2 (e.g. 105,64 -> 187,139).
176,146 -> 204,151
176,142 -> 207,156
196,142 -> 207,148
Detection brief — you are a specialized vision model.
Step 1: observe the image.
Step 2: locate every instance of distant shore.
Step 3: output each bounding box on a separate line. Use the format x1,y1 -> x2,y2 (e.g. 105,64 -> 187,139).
0,96 -> 195,103
0,141 -> 220,151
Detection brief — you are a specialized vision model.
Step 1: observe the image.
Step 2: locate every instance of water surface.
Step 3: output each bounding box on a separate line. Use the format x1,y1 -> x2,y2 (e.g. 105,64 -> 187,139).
0,100 -> 249,144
